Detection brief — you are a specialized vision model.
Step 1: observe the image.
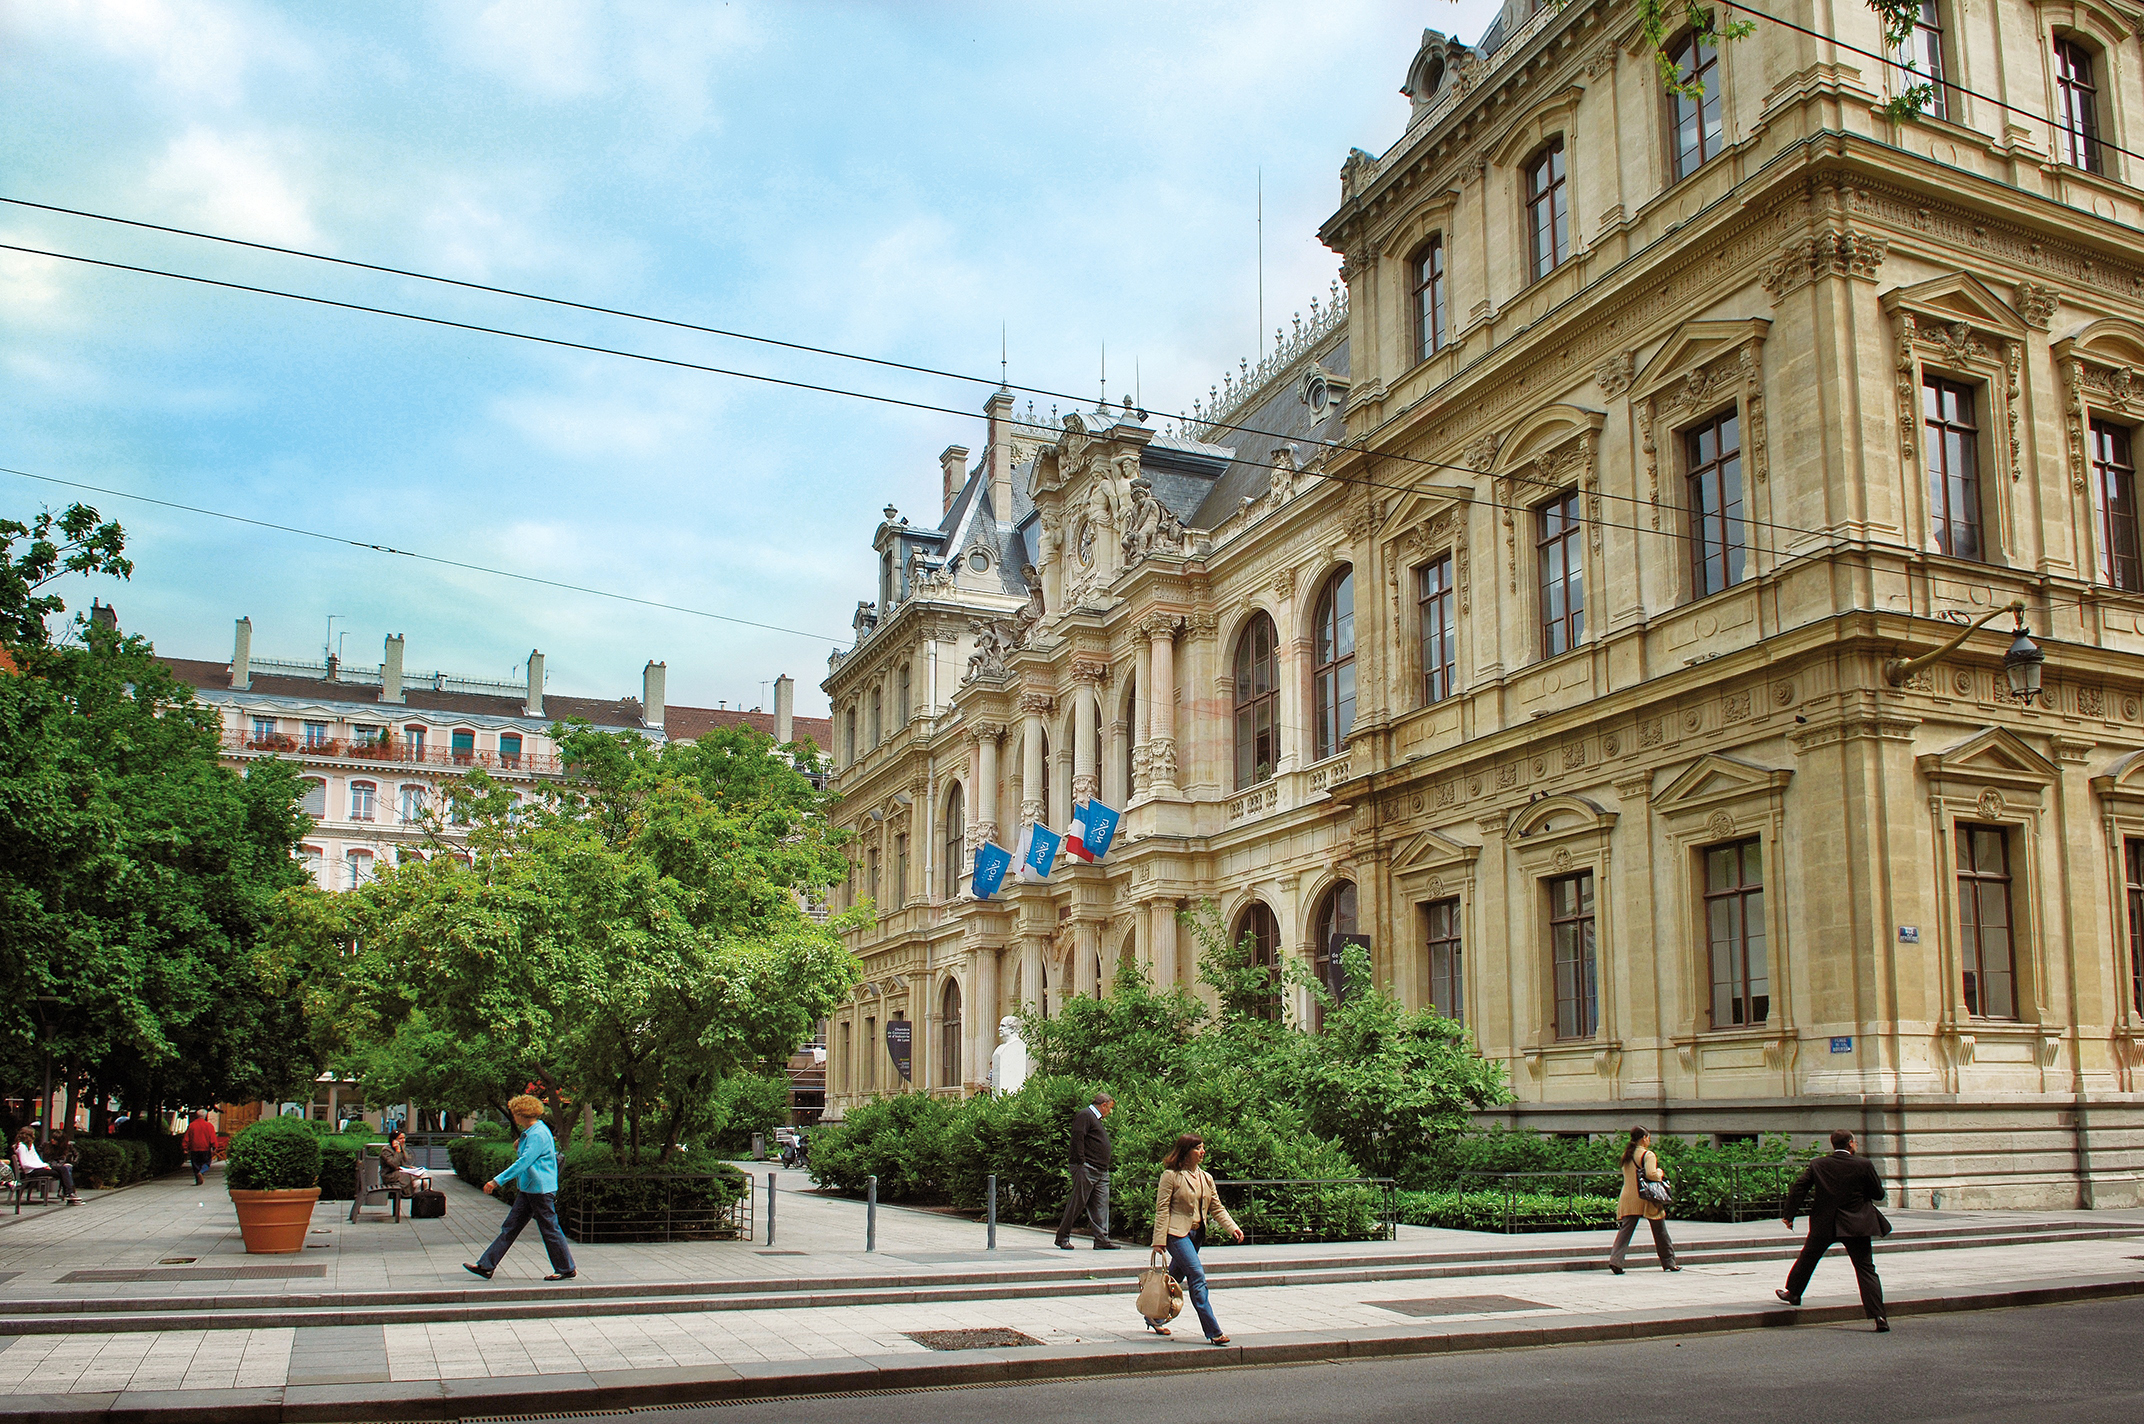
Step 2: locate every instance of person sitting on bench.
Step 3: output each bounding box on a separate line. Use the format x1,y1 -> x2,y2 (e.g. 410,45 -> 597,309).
378,1130 -> 429,1196
13,1128 -> 82,1205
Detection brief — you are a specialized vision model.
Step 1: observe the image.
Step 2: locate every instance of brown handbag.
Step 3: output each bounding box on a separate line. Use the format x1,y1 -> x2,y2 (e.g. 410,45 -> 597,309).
1136,1249 -> 1184,1322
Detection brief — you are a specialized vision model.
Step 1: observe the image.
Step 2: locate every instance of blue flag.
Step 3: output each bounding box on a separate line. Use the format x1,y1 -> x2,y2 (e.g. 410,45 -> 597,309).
971,841 -> 1012,899
1016,821 -> 1062,881
1067,798 -> 1120,862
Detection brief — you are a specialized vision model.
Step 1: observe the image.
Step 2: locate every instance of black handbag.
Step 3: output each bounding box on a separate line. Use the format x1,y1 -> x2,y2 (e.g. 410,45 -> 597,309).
1635,1151 -> 1672,1206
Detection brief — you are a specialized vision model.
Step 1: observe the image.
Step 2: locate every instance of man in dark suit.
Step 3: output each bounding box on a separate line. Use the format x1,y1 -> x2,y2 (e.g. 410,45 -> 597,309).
1776,1128 -> 1889,1331
1054,1091 -> 1120,1250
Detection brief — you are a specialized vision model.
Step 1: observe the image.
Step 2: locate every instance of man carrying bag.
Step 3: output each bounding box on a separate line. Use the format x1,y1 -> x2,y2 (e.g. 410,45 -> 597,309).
1775,1128 -> 1890,1331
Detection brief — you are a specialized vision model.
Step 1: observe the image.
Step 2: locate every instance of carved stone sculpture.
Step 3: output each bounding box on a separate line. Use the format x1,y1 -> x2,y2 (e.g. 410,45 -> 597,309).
963,619 -> 1012,682
988,1016 -> 1030,1093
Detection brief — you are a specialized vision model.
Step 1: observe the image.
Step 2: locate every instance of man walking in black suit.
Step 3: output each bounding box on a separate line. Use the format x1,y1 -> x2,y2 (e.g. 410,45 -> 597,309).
1054,1091 -> 1120,1250
1776,1128 -> 1890,1331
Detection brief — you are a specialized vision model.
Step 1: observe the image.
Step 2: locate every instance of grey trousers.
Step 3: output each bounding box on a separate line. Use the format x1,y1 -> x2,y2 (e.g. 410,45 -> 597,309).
1608,1213 -> 1676,1269
1053,1164 -> 1110,1243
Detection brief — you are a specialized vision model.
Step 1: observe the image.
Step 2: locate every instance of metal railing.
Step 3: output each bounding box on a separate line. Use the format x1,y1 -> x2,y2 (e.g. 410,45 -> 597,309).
1720,1161 -> 1800,1224
559,1171 -> 752,1244
1208,1176 -> 1397,1244
1455,1170 -> 1626,1235
226,731 -> 561,774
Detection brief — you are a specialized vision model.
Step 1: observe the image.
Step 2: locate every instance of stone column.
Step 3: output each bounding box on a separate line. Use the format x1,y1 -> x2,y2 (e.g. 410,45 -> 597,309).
1150,896 -> 1179,989
1142,615 -> 1182,797
972,724 -> 1003,851
970,946 -> 999,1090
1272,569 -> 1302,773
1104,713 -> 1128,807
1020,929 -> 1050,1016
1019,693 -> 1052,827
1071,660 -> 1107,803
1073,918 -> 1100,998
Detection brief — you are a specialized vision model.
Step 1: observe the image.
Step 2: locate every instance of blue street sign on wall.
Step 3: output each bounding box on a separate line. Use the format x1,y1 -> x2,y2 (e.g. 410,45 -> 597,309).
1830,1036 -> 1854,1053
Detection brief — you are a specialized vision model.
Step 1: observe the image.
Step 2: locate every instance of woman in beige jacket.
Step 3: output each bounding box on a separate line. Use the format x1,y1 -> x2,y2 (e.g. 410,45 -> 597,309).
1607,1126 -> 1681,1273
1146,1133 -> 1244,1343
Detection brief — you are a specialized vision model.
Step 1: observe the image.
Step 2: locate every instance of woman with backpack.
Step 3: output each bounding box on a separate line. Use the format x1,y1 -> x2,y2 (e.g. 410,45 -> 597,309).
1607,1126 -> 1680,1274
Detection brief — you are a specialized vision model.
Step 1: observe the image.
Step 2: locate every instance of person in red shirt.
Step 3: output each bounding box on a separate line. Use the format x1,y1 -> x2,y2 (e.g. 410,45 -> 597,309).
181,1112 -> 219,1185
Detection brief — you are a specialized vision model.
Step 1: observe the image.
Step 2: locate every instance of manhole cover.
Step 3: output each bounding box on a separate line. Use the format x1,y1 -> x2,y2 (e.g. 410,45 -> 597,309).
1368,1295 -> 1553,1318
904,1328 -> 1042,1351
158,1258 -> 197,1265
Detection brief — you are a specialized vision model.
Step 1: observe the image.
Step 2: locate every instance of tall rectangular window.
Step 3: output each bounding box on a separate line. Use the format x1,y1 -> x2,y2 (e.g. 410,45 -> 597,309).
894,834 -> 909,909
1670,32 -> 1723,179
870,688 -> 883,748
399,785 -> 427,825
300,779 -> 327,818
1686,411 -> 1747,597
2093,420 -> 2140,591
1549,871 -> 1598,1039
867,846 -> 880,907
1705,838 -> 1768,1028
1957,824 -> 2018,1019
864,1017 -> 877,1092
2127,839 -> 2144,1017
406,726 -> 427,759
1412,237 -> 1446,362
1894,1 -> 1948,121
451,729 -> 476,764
1418,555 -> 1457,704
1924,377 -> 1983,560
1526,139 -> 1569,281
349,781 -> 376,822
840,1021 -> 852,1095
2055,38 -> 2104,173
1538,490 -> 1585,657
498,732 -> 522,766
251,716 -> 277,743
303,720 -> 329,747
1424,898 -> 1463,1022
898,665 -> 912,726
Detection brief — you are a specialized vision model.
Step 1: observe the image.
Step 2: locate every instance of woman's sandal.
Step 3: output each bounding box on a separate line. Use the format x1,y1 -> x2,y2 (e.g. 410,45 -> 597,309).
1207,1335 -> 1230,1346
1146,1321 -> 1171,1336
545,1272 -> 577,1282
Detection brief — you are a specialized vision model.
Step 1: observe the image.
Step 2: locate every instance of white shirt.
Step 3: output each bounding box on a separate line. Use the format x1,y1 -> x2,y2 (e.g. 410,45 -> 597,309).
17,1143 -> 47,1172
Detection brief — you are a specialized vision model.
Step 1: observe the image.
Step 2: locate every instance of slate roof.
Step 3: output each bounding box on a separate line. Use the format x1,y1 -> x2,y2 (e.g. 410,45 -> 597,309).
1189,332 -> 1349,528
159,656 -> 830,748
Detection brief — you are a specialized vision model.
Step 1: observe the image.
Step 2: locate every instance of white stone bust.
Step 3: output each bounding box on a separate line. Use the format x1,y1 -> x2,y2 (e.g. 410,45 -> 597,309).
988,1015 -> 1030,1093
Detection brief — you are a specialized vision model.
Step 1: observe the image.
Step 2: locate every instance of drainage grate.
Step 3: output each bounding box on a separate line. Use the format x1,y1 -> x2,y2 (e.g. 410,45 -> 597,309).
1367,1295 -> 1553,1318
903,1328 -> 1043,1351
157,1258 -> 197,1265
755,1250 -> 807,1256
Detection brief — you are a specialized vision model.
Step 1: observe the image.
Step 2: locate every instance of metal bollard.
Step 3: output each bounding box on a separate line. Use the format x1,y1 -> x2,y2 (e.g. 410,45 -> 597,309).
866,1175 -> 877,1253
986,1174 -> 997,1250
766,1172 -> 777,1247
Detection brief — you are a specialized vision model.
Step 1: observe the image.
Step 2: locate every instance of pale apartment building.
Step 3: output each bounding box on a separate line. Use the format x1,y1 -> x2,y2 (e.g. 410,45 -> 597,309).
821,0 -> 2144,1208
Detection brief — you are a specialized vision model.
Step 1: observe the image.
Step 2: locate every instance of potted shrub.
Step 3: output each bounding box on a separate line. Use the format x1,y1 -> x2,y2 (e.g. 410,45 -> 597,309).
226,1117 -> 323,1254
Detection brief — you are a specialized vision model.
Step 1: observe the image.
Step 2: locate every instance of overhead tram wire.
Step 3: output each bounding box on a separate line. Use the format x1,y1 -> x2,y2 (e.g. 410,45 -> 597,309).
0,238 -> 1878,564
0,464 -> 846,644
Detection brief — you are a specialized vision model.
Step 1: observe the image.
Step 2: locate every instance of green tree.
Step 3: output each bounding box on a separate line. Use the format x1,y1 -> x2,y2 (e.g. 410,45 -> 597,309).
1,502 -> 130,650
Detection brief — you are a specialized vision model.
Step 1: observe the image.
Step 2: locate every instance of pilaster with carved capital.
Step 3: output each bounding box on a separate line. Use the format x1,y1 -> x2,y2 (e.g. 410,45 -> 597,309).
1071,659 -> 1111,686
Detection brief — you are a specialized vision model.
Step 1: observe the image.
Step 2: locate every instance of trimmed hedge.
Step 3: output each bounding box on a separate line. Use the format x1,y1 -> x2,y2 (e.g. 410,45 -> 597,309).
1398,1188 -> 1621,1232
445,1133 -> 745,1236
112,1123 -> 184,1179
226,1117 -> 323,1191
315,1135 -> 384,1202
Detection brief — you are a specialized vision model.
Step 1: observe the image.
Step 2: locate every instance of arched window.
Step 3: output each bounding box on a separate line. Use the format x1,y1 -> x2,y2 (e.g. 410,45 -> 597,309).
940,979 -> 963,1087
1313,881 -> 1360,1030
2055,37 -> 2105,173
349,780 -> 377,822
942,782 -> 965,899
1525,139 -> 1569,281
1233,901 -> 1282,1022
1411,236 -> 1446,362
344,848 -> 374,890
299,778 -> 327,818
1668,31 -> 1722,180
1232,612 -> 1279,789
1313,568 -> 1356,761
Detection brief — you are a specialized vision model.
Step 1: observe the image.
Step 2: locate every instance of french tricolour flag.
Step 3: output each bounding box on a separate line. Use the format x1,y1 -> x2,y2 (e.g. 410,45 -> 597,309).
1065,799 -> 1120,863
1015,821 -> 1063,881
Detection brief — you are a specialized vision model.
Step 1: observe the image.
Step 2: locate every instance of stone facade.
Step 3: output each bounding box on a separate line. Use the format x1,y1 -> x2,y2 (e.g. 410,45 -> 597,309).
825,0 -> 2144,1208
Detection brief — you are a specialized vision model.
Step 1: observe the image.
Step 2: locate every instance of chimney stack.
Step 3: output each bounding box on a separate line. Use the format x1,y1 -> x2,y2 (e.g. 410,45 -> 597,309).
642,660 -> 666,731
525,649 -> 545,717
232,616 -> 253,691
940,444 -> 969,515
986,388 -> 1015,521
774,674 -> 794,744
89,600 -> 117,632
381,634 -> 405,704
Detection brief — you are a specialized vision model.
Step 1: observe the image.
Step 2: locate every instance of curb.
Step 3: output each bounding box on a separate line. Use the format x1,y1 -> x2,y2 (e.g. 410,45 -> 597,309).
3,1272 -> 2139,1422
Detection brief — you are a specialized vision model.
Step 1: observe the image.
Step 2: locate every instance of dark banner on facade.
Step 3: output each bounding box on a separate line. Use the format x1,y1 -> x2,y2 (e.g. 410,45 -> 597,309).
885,1017 -> 913,1081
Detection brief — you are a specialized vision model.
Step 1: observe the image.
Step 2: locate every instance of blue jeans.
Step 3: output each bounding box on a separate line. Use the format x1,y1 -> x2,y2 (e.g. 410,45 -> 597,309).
1165,1234 -> 1223,1339
476,1190 -> 575,1275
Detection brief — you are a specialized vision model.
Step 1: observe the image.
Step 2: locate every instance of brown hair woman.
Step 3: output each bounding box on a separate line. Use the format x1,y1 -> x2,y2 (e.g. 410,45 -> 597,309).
1146,1133 -> 1244,1343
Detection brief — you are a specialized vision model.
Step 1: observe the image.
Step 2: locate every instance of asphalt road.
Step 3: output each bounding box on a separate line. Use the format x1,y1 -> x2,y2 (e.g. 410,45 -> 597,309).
574,1297 -> 2144,1424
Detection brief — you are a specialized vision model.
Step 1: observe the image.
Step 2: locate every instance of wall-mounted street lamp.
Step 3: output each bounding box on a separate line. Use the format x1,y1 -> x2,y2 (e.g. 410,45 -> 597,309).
1883,599 -> 2046,704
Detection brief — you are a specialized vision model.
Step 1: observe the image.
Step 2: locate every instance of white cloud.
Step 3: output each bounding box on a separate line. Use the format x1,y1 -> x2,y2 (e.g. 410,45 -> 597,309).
446,0 -> 606,98
4,0 -> 313,106
145,127 -> 322,246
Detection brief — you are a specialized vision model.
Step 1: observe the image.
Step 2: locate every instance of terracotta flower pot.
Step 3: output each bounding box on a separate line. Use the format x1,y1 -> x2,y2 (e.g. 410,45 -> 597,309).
230,1187 -> 322,1254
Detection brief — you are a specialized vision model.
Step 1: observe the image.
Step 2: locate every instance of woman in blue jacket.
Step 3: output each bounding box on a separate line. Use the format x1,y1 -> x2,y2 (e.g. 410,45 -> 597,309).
464,1095 -> 576,1281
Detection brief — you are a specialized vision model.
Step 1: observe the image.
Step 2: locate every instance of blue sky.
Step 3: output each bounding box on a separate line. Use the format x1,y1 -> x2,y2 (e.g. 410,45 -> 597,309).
2,0 -> 1500,716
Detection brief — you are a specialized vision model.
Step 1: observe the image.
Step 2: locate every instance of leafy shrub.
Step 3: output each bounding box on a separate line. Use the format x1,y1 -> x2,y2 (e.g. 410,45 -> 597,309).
113,1122 -> 184,1178
226,1117 -> 323,1191
808,1091 -> 954,1201
1406,1129 -> 1820,1224
314,1135 -> 384,1202
705,1073 -> 792,1155
473,1120 -> 507,1140
1398,1188 -> 1621,1233
553,1144 -> 747,1241
72,1140 -> 131,1189
449,1135 -> 519,1197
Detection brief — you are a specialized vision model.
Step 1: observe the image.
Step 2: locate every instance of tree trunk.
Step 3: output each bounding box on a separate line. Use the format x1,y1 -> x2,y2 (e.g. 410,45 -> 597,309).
88,1078 -> 108,1137
610,1079 -> 624,1156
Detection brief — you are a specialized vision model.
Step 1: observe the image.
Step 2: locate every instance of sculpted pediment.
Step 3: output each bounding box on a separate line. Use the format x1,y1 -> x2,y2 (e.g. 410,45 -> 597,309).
2092,748 -> 2144,801
2053,316 -> 2144,378
1494,403 -> 1604,473
1630,318 -> 1770,405
1509,793 -> 1614,841
1915,725 -> 2056,788
1653,752 -> 1792,811
1392,827 -> 1481,874
1879,271 -> 2028,340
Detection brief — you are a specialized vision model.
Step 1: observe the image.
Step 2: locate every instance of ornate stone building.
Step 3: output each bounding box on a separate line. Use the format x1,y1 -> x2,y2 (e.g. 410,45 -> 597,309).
826,0 -> 2144,1207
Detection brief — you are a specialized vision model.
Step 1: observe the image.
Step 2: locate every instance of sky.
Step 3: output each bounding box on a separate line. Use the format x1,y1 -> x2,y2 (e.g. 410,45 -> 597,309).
1,0 -> 1503,717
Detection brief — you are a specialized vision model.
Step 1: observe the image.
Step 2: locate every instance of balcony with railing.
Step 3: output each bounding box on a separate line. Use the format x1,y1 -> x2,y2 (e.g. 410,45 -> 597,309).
225,730 -> 562,774
1223,754 -> 1354,828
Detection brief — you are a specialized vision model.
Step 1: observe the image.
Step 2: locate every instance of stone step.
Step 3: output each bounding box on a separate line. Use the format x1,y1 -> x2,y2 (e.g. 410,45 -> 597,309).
0,1221 -> 2129,1335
